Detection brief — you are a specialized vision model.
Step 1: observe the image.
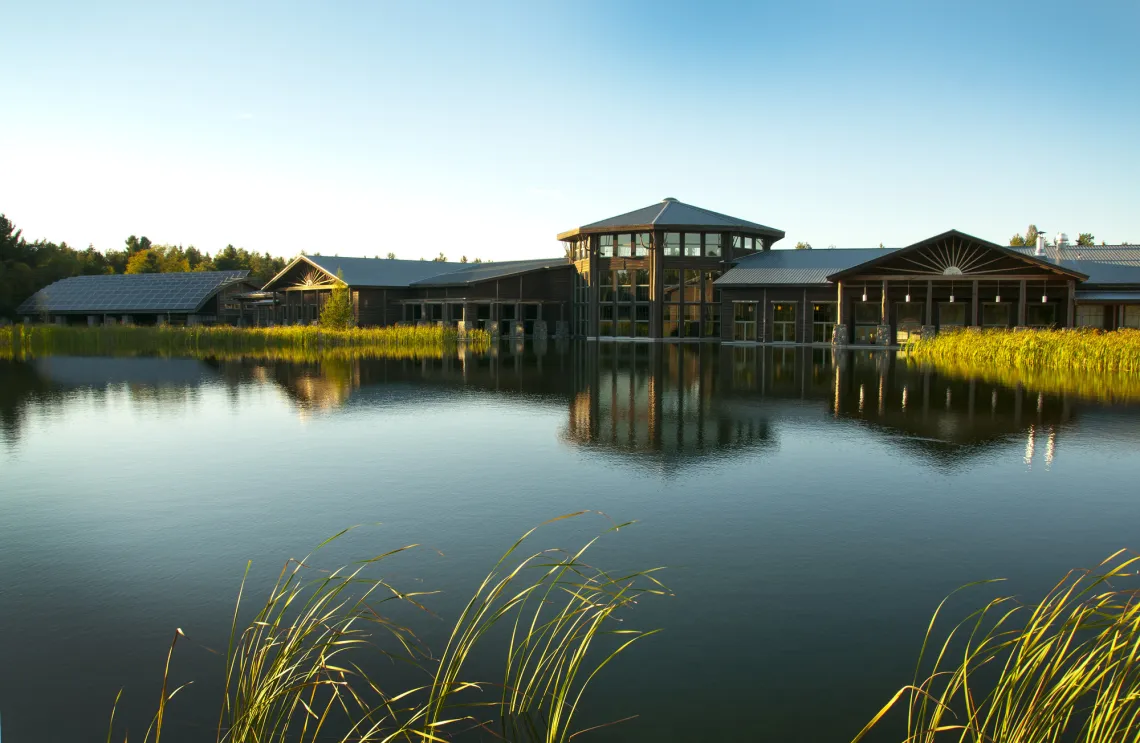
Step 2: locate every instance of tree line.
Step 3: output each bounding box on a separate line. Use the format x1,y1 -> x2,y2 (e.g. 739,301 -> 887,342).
0,213 -> 288,319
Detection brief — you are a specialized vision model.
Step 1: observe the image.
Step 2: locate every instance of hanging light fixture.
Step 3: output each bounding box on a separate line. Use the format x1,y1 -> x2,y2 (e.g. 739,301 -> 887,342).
949,281 -> 955,304
905,281 -> 911,303
1041,280 -> 1048,304
862,283 -> 867,302
995,281 -> 1002,304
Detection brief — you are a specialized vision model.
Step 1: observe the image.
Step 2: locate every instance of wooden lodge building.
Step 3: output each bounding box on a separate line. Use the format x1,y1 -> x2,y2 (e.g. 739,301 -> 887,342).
19,197 -> 1140,342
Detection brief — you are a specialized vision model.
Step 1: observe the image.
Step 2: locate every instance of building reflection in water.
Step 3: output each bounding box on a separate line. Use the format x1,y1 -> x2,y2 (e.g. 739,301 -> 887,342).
0,344 -> 1095,466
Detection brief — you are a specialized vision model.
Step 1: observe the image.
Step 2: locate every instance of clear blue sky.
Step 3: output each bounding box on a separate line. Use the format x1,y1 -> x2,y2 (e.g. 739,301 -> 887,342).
3,1 -> 1138,260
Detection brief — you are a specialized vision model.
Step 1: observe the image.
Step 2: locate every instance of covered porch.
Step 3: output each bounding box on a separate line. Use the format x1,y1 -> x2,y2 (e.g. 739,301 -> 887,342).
827,231 -> 1088,346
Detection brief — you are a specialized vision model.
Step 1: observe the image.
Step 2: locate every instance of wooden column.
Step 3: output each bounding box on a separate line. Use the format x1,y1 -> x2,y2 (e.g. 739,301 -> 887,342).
1018,280 -> 1027,326
926,280 -> 933,325
971,280 -> 980,326
836,281 -> 845,325
802,288 -> 809,343
1066,280 -> 1076,327
880,280 -> 888,323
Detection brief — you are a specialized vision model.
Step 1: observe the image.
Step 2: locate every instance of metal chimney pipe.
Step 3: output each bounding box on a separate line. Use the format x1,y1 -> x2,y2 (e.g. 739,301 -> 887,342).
1035,234 -> 1046,256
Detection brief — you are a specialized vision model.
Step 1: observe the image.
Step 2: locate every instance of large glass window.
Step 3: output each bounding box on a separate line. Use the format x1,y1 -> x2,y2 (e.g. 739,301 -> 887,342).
616,234 -> 632,257
1076,305 -> 1105,329
812,302 -> 836,343
705,234 -> 722,258
663,269 -> 681,304
896,303 -> 924,343
1027,304 -> 1056,328
982,303 -> 1011,328
684,233 -> 701,257
664,233 -> 681,257
705,303 -> 721,337
599,235 -> 614,258
772,302 -> 796,342
1125,306 -> 1140,329
599,304 -> 615,336
616,269 -> 633,302
663,303 -> 681,338
733,302 -> 757,341
635,269 -> 650,302
599,270 -> 614,303
939,303 -> 966,328
635,305 -> 650,337
683,269 -> 701,302
635,233 -> 651,257
683,304 -> 701,337
704,271 -> 721,303
616,304 -> 632,336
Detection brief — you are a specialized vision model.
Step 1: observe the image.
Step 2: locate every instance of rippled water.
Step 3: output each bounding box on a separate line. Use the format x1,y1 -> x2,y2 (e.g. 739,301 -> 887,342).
2,344 -> 1138,742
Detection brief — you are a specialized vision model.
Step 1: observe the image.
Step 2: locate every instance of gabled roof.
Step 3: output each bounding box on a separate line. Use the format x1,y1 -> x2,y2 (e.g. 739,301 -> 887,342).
557,198 -> 785,241
716,248 -> 893,286
262,254 -> 466,290
16,271 -> 250,315
262,254 -> 570,291
410,258 -> 567,287
826,230 -> 1088,282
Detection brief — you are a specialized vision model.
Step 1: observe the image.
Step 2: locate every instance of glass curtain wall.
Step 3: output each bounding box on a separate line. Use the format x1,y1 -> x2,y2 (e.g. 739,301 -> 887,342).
853,302 -> 880,344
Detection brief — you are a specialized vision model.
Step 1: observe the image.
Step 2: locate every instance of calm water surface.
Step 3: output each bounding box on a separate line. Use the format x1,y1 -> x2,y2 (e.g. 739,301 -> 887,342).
2,344 -> 1139,742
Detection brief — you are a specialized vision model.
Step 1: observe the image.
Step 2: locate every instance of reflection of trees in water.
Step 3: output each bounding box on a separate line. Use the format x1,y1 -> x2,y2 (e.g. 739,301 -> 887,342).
0,361 -> 56,446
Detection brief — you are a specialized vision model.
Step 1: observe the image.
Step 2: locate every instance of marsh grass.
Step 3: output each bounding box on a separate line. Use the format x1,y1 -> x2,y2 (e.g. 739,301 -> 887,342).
0,323 -> 491,362
854,550 -> 1140,743
907,328 -> 1140,374
906,328 -> 1140,403
109,513 -> 666,743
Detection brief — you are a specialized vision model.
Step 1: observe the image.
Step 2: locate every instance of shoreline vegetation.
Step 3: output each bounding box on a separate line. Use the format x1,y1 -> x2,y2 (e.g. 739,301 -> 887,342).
906,328 -> 1140,403
114,513 -> 667,743
0,323 -> 491,362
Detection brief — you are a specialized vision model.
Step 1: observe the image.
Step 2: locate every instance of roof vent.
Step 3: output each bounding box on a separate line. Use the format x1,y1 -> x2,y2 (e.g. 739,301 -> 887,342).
1055,232 -> 1069,247
1035,234 -> 1046,256
662,197 -> 678,202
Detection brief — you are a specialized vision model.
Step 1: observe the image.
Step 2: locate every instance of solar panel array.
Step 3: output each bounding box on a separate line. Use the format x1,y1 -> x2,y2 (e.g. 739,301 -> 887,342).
17,271 -> 250,315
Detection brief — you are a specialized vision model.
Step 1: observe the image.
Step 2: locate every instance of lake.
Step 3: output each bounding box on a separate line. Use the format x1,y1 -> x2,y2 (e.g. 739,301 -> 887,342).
2,343 -> 1139,742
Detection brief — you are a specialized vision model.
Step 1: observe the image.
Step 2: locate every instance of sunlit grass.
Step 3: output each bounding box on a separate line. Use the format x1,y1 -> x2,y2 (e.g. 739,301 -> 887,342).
0,323 -> 491,362
853,550 -> 1140,743
906,328 -> 1140,403
109,513 -> 667,743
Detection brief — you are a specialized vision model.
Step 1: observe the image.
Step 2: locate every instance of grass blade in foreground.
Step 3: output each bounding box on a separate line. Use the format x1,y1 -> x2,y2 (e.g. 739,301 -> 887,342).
853,550 -> 1140,743
109,514 -> 665,743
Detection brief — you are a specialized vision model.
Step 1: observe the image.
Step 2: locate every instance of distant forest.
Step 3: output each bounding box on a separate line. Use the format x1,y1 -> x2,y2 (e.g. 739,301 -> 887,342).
0,213 -> 287,319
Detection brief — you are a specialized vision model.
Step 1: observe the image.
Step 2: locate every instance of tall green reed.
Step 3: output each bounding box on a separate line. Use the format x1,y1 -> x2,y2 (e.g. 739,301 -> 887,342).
108,513 -> 665,743
854,550 -> 1140,743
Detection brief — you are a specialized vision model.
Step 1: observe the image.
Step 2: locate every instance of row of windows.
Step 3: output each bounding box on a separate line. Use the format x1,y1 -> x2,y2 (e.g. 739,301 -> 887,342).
733,302 -> 836,343
569,233 -> 765,260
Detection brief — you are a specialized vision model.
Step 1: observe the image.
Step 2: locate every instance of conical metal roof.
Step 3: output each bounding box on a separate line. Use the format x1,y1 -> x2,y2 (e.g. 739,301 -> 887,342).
557,198 -> 784,242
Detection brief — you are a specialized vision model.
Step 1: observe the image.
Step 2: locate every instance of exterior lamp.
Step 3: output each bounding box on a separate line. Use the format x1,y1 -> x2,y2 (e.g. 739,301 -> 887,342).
1042,281 -> 1048,304
862,284 -> 868,302
995,282 -> 1002,304
905,281 -> 911,303
949,281 -> 955,303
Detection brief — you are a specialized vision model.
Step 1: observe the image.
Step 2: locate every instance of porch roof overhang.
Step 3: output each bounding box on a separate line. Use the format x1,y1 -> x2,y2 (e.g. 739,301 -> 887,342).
825,230 -> 1088,283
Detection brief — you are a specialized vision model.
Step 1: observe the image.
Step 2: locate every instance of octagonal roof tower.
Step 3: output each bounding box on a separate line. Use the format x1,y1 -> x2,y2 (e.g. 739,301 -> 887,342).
557,197 -> 785,243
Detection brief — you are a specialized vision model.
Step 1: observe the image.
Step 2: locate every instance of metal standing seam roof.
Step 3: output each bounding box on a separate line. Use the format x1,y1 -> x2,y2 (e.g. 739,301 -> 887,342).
410,258 -> 567,286
16,271 -> 250,315
557,198 -> 785,241
1013,245 -> 1140,267
715,248 -> 895,286
292,255 -> 467,288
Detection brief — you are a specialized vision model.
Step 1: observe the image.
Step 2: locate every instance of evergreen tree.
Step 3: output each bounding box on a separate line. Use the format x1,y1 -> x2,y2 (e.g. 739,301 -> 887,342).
319,270 -> 354,329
